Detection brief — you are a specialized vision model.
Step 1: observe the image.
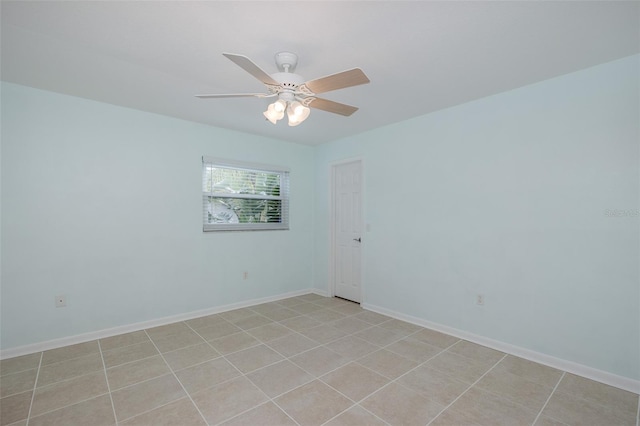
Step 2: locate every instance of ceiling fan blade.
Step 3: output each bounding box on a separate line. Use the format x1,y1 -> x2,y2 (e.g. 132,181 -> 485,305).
222,53 -> 280,86
195,93 -> 272,99
307,97 -> 359,116
302,68 -> 370,95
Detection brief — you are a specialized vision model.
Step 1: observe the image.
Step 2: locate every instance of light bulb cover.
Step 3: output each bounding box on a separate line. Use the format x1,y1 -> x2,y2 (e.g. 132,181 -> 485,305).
273,99 -> 286,113
287,101 -> 310,126
263,102 -> 284,124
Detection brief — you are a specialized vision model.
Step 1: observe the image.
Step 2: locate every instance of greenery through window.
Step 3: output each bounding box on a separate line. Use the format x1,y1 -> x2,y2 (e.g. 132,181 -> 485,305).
202,157 -> 289,231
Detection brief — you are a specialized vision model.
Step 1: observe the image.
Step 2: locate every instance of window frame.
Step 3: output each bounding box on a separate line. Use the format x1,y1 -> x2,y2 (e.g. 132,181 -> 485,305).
202,156 -> 290,232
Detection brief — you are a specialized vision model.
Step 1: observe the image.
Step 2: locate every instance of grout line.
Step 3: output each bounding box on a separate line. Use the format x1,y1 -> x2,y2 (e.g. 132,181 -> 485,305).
105,367 -> 175,393
184,318 -> 294,424
333,340 -> 455,408
316,404 -> 363,426
189,325 -> 303,426
25,393 -> 113,421
17,298 -> 633,426
357,405 -> 394,426
268,363 -> 357,425
316,379 -> 391,426
532,371 -> 566,426
320,404 -> 392,426
377,335 -> 460,382
19,362 -> 112,422
184,322 -> 288,372
534,373 -> 639,426
313,338 -> 460,426
202,308 -> 381,425
140,329 -> 211,426
97,340 -> 119,426
209,336 -> 264,357
276,403 -> 305,426
376,327 -> 428,350
23,351 -> 99,370
319,325 -> 450,421
234,388 -> 302,426
102,352 -> 160,371
216,400 -> 302,426
426,352 -> 508,425
23,351 -> 43,426
90,335 -> 149,356
114,396 -> 197,425
5,299 -> 351,426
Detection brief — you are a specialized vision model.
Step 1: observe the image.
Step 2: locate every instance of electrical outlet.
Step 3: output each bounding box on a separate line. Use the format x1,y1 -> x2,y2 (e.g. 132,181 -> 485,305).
243,271 -> 249,280
476,294 -> 484,306
55,295 -> 67,308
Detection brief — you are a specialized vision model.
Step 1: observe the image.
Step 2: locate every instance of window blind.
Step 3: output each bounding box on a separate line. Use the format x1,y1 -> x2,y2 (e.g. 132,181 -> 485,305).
202,157 -> 290,231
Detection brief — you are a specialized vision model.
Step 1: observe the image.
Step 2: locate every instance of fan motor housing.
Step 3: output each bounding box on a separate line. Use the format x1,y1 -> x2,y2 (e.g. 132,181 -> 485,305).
271,72 -> 305,89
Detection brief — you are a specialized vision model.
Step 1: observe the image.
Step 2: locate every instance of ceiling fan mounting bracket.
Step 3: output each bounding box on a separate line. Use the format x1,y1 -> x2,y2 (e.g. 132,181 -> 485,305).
275,51 -> 298,73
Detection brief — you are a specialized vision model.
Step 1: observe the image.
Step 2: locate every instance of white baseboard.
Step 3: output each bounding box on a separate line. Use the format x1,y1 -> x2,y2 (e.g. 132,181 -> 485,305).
310,287 -> 329,297
4,292 -> 637,395
0,288 -> 315,360
362,302 -> 640,394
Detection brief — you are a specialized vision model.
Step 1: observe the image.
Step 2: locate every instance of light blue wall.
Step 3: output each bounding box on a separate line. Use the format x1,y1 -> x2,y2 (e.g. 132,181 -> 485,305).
314,55 -> 639,380
1,83 -> 315,349
2,55 -> 638,382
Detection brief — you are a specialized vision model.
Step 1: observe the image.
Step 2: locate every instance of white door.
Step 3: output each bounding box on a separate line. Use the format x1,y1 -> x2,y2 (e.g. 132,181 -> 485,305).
333,160 -> 362,303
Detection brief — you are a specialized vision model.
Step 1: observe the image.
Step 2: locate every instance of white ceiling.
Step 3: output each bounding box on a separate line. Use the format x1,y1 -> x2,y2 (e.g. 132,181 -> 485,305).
2,1 -> 638,146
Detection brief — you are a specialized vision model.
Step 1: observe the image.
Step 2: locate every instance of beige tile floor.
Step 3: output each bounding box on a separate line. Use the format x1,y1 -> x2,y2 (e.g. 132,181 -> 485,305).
1,294 -> 638,426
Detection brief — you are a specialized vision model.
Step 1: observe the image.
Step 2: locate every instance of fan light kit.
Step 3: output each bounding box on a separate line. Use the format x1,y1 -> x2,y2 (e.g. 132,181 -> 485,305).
196,51 -> 370,127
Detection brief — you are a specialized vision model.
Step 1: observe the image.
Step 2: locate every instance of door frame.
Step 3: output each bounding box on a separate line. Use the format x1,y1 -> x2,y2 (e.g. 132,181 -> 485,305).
329,157 -> 365,302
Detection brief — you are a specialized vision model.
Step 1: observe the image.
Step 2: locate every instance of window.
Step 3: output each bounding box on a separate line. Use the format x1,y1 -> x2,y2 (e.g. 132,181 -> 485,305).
202,157 -> 289,231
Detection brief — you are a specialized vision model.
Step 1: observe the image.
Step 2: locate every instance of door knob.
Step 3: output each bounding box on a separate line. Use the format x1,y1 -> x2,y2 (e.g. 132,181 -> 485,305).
353,237 -> 361,242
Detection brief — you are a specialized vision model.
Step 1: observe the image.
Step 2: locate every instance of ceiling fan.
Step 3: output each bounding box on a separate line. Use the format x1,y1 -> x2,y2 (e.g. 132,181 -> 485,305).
196,52 -> 370,126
